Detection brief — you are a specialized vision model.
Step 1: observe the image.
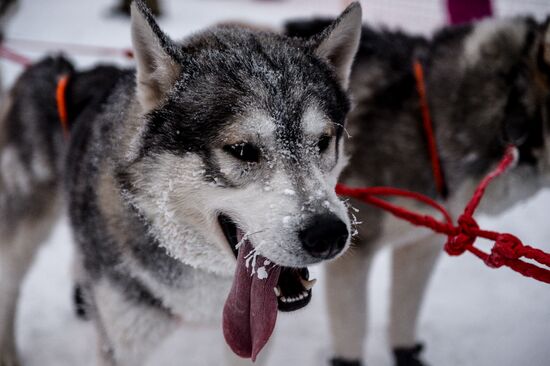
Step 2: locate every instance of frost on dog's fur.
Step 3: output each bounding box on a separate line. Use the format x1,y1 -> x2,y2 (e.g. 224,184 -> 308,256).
120,1 -> 362,272
0,0 -> 363,363
62,0 -> 362,364
125,153 -> 238,276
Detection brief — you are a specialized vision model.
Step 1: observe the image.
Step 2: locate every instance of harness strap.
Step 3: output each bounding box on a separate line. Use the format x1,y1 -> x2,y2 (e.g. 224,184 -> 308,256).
2,38 -> 133,61
413,60 -> 448,198
336,146 -> 550,285
335,62 -> 550,284
55,75 -> 70,139
0,44 -> 32,66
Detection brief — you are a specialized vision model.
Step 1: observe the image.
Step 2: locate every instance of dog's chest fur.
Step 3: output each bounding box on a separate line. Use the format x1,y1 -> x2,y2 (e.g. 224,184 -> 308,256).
66,74 -> 232,322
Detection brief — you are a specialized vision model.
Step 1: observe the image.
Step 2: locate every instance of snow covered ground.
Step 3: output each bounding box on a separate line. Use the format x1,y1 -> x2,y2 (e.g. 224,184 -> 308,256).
3,0 -> 550,365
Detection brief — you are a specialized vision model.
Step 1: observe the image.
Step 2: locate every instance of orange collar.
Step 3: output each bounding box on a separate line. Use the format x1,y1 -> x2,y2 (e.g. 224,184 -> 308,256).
413,60 -> 448,198
56,74 -> 70,139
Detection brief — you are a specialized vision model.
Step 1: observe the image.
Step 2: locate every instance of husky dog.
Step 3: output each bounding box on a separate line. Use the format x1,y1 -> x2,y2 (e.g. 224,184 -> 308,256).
0,1 -> 363,365
0,55 -> 123,366
286,15 -> 550,366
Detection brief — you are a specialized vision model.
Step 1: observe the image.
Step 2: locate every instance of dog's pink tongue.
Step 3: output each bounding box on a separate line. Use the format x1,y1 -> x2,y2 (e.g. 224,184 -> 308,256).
223,239 -> 281,362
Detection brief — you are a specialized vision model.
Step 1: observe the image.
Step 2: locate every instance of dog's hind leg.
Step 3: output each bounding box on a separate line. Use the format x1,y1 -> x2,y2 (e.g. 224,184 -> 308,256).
0,203 -> 60,366
389,235 -> 441,366
0,242 -> 25,366
325,242 -> 373,366
92,279 -> 178,366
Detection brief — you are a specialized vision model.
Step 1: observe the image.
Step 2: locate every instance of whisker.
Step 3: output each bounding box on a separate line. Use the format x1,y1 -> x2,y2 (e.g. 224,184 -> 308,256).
330,121 -> 352,138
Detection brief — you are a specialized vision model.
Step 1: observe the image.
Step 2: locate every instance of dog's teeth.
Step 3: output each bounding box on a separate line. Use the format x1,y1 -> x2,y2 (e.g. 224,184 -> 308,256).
274,286 -> 281,297
281,296 -> 287,303
298,294 -> 304,300
300,278 -> 317,290
301,290 -> 308,298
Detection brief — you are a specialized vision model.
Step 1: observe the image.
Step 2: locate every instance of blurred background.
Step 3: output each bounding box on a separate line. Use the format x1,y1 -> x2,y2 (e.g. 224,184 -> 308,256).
1,0 -> 550,365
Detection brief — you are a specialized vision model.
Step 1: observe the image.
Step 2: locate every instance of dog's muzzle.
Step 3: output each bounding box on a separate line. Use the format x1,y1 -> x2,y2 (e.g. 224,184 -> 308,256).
218,214 -> 316,311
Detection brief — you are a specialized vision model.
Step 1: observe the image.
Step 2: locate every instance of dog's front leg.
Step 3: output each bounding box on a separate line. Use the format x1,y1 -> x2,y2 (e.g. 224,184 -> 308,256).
389,235 -> 441,366
326,242 -> 373,366
92,279 -> 178,366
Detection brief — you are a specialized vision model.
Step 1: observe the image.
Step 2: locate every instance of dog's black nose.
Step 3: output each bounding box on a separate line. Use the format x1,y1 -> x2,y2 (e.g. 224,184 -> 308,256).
299,214 -> 349,259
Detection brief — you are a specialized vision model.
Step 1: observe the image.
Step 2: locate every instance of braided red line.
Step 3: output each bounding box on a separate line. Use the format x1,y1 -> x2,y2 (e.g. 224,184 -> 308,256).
337,185 -> 455,235
521,245 -> 550,267
336,146 -> 550,284
463,147 -> 517,216
413,60 -> 447,197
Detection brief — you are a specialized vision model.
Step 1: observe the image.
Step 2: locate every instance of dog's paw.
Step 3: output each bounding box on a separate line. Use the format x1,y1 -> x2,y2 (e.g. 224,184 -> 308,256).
393,343 -> 428,366
330,357 -> 363,366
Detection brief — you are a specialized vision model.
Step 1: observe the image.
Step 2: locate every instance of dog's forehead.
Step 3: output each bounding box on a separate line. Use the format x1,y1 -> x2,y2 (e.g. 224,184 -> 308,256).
223,105 -> 331,143
222,110 -> 276,142
179,27 -> 347,107
140,28 -> 350,157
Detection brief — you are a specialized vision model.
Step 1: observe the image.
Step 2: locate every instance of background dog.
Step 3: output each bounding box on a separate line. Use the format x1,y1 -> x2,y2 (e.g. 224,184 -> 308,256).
0,1 -> 363,365
286,14 -> 550,366
0,55 -> 123,366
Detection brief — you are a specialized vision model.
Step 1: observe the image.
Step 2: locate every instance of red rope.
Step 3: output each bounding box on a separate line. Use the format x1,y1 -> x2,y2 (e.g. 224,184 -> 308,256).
4,38 -> 133,60
0,45 -> 32,66
0,39 -> 133,67
413,60 -> 448,197
3,37 -> 549,284
336,146 -> 550,284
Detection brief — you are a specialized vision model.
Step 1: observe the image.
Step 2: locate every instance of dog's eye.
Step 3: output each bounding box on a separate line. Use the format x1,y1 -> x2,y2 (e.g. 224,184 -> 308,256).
317,135 -> 332,153
223,143 -> 260,163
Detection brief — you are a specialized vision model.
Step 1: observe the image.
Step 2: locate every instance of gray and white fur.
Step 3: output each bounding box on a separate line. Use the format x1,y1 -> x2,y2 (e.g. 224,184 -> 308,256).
0,1 -> 363,365
0,55 -> 123,365
286,15 -> 550,366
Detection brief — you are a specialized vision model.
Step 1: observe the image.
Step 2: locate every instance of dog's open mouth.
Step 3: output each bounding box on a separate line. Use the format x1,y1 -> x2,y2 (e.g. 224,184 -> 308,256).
218,214 -> 315,361
218,214 -> 314,311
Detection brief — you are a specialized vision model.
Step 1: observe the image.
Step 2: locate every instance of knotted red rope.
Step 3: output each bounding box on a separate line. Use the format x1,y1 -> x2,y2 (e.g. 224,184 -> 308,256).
4,35 -> 550,284
336,145 -> 550,284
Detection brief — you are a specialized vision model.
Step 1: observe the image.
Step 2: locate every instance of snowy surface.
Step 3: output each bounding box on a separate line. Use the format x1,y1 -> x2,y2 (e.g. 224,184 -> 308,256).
3,0 -> 550,365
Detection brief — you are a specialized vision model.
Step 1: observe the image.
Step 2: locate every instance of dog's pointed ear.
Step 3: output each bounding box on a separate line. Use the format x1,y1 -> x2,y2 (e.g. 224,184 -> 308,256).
312,2 -> 362,89
131,0 -> 181,112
